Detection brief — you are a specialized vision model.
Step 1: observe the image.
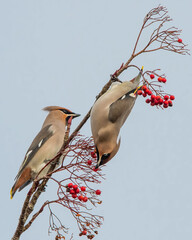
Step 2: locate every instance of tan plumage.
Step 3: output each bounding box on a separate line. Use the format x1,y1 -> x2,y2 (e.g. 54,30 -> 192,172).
10,106 -> 80,198
90,68 -> 143,168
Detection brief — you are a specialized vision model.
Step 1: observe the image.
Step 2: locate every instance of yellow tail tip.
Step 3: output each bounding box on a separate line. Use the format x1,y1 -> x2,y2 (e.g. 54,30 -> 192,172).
141,66 -> 144,71
134,86 -> 141,95
10,189 -> 13,199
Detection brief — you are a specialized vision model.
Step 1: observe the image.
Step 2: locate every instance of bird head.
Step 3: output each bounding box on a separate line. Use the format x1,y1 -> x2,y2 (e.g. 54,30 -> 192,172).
95,138 -> 121,169
43,106 -> 80,123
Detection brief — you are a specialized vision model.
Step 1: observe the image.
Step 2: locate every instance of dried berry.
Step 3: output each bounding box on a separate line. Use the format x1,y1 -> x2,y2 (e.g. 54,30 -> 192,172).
82,230 -> 87,235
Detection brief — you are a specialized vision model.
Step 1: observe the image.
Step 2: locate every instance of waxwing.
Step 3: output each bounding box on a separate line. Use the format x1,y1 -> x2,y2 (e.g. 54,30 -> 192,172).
10,106 -> 80,198
90,67 -> 143,168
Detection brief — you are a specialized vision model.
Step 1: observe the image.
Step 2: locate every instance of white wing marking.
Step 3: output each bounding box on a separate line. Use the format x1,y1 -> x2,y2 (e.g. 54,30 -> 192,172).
38,139 -> 43,147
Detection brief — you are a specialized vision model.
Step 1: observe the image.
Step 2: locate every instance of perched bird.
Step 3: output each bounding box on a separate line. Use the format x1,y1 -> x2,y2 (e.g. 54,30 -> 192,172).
10,106 -> 80,198
90,67 -> 143,168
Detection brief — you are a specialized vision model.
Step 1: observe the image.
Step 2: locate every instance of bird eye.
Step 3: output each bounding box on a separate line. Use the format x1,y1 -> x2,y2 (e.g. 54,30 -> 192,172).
59,109 -> 66,113
102,153 -> 110,160
59,109 -> 71,114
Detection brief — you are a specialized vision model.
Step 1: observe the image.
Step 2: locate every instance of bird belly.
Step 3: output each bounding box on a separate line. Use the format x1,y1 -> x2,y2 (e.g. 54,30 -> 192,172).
29,136 -> 64,180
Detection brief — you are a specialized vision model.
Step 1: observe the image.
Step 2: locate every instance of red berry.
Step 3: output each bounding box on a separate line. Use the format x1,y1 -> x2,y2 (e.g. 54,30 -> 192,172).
150,102 -> 155,106
91,151 -> 97,158
87,160 -> 92,165
83,196 -> 88,202
178,38 -> 182,43
96,190 -> 101,195
82,230 -> 87,235
158,77 -> 163,82
164,100 -> 168,105
68,183 -> 73,188
70,189 -> 75,194
142,85 -> 147,91
170,95 -> 175,100
159,98 -> 164,105
81,186 -> 86,191
142,92 -> 147,98
72,194 -> 77,199
146,99 -> 151,104
93,167 -> 98,172
168,100 -> 173,106
75,188 -> 80,193
162,78 -> 167,83
146,89 -> 152,95
151,94 -> 156,100
156,96 -> 161,101
163,104 -> 168,108
137,90 -> 142,95
150,74 -> 155,79
164,95 -> 169,100
73,185 -> 78,190
78,195 -> 84,201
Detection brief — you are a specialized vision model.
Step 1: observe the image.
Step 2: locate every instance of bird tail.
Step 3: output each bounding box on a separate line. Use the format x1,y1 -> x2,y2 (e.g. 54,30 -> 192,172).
10,179 -> 32,199
134,66 -> 143,83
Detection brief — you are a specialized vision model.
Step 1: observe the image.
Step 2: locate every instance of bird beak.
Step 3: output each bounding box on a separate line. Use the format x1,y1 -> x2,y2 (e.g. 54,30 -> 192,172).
95,155 -> 102,169
68,112 -> 81,119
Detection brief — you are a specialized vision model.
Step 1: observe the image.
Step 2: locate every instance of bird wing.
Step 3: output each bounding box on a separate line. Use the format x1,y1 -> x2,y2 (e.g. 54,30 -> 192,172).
15,124 -> 54,180
108,88 -> 137,123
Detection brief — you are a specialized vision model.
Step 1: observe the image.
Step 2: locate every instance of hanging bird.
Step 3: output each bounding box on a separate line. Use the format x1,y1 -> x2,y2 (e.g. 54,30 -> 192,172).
10,106 -> 80,198
90,67 -> 143,169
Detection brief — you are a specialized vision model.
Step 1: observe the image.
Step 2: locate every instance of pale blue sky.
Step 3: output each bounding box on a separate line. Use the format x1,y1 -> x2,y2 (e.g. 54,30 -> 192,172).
1,0 -> 192,239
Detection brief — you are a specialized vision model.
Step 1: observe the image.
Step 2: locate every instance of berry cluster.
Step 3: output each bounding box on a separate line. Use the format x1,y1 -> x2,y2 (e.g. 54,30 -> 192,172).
67,183 -> 88,202
79,230 -> 87,236
66,182 -> 102,237
87,151 -> 100,172
66,183 -> 101,203
146,94 -> 174,108
137,75 -> 175,109
157,76 -> 167,83
87,151 -> 96,166
79,230 -> 98,239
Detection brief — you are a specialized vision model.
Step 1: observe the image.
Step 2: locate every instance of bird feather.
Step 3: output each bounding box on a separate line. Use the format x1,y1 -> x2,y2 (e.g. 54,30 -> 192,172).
15,124 -> 53,180
108,88 -> 137,123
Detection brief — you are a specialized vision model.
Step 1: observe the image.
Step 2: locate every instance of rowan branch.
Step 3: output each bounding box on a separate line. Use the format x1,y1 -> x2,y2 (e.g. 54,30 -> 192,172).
113,5 -> 189,77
